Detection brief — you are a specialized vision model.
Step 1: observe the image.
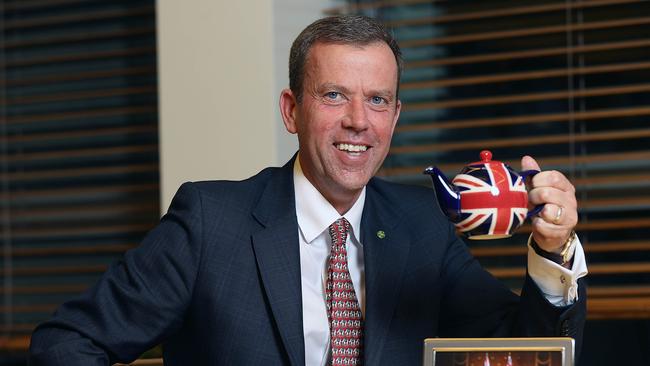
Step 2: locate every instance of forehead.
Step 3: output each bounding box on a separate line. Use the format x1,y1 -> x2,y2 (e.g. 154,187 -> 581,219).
304,42 -> 399,91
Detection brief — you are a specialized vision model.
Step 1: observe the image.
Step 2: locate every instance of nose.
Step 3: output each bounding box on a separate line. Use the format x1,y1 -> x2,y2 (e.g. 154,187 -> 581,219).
342,98 -> 369,131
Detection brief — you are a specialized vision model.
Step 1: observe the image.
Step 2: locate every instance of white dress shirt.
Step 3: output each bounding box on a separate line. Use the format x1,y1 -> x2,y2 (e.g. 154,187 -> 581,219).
294,160 -> 366,366
527,235 -> 588,306
292,158 -> 588,366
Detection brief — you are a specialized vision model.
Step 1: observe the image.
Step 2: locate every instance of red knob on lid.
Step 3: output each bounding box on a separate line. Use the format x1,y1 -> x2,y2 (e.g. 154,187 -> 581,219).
480,150 -> 492,162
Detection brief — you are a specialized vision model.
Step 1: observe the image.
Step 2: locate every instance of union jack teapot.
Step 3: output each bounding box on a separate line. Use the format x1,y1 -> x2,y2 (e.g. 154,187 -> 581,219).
423,150 -> 542,240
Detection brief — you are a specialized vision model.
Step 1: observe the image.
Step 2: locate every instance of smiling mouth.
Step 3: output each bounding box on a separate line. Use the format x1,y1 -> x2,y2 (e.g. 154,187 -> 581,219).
336,143 -> 369,154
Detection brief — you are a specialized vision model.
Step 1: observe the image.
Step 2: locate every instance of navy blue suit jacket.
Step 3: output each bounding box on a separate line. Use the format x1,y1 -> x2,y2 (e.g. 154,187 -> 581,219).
29,159 -> 586,365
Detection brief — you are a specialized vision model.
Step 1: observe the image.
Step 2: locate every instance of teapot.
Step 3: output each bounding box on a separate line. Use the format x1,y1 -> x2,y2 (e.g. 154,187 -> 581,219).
423,150 -> 542,240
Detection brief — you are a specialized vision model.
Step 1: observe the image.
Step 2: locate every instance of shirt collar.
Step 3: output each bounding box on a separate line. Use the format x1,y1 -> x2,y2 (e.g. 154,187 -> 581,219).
293,155 -> 365,244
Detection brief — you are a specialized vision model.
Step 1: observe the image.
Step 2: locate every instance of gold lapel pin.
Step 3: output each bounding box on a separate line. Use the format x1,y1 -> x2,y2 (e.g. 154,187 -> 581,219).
376,230 -> 386,239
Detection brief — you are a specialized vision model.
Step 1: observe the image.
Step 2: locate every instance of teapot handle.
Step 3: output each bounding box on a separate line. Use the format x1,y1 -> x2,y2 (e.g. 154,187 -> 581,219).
519,169 -> 544,219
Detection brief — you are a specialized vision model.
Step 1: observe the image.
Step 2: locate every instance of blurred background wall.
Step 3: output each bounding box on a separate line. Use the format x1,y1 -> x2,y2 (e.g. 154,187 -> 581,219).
0,0 -> 332,363
158,0 -> 333,210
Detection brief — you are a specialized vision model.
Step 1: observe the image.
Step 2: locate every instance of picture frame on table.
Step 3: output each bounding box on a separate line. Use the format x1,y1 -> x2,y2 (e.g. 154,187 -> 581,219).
423,337 -> 574,366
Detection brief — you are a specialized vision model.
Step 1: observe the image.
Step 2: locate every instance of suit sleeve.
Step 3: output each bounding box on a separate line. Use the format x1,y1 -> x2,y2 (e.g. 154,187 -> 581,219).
437,221 -> 586,355
29,183 -> 205,365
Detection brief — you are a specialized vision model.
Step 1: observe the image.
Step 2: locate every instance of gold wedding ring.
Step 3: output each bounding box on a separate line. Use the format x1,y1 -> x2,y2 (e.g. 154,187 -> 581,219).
553,205 -> 564,225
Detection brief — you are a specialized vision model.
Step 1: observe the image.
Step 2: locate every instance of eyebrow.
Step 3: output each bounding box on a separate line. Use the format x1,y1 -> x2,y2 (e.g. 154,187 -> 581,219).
317,82 -> 351,95
372,89 -> 396,101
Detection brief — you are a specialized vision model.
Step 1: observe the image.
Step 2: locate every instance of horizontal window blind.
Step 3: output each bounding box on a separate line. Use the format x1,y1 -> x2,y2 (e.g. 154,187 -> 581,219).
335,0 -> 650,319
0,0 -> 159,355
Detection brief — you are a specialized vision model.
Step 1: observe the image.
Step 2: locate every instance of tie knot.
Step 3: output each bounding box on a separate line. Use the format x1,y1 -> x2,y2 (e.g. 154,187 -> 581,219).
329,217 -> 350,247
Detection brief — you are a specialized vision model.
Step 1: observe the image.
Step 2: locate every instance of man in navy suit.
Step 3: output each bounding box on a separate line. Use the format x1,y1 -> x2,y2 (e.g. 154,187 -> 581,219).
29,15 -> 587,366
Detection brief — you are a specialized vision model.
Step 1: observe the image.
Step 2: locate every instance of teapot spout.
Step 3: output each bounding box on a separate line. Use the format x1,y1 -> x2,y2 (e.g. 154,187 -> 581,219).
423,166 -> 462,222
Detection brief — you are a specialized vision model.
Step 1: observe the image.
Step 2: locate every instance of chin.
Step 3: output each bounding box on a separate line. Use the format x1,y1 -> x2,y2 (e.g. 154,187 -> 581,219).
335,173 -> 373,192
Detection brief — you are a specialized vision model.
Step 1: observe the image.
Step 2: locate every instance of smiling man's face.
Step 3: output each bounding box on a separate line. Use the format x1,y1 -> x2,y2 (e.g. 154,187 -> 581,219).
280,41 -> 401,213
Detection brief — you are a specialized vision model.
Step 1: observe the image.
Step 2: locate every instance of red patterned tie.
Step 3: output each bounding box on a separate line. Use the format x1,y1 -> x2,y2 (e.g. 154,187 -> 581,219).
326,217 -> 363,366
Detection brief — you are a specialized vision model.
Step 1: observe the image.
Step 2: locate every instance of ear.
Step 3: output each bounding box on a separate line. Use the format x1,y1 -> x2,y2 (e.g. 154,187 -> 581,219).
279,88 -> 299,134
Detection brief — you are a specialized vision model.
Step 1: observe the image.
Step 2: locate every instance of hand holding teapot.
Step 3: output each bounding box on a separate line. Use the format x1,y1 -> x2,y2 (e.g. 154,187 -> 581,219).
424,151 -> 577,252
521,155 -> 577,254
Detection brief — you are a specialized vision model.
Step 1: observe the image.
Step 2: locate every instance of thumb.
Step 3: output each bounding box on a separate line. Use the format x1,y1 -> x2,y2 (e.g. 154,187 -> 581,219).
521,155 -> 541,171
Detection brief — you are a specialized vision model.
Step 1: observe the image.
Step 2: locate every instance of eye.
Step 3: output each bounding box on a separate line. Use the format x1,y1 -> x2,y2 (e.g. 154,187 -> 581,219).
370,96 -> 387,105
325,92 -> 341,100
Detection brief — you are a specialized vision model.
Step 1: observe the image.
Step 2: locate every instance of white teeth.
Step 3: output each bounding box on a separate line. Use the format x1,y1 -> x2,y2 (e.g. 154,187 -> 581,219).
337,143 -> 368,152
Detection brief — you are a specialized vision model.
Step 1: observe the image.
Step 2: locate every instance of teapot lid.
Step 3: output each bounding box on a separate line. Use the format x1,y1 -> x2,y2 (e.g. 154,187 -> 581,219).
470,150 -> 502,165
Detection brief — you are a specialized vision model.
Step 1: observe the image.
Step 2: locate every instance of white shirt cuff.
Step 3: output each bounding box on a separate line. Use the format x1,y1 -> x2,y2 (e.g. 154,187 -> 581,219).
527,234 -> 588,307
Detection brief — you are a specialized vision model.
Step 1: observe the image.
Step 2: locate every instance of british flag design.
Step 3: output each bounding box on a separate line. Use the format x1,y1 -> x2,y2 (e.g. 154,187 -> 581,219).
452,162 -> 529,238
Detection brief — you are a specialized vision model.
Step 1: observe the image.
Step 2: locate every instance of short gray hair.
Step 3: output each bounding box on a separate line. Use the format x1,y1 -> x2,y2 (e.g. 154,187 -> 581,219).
289,15 -> 403,103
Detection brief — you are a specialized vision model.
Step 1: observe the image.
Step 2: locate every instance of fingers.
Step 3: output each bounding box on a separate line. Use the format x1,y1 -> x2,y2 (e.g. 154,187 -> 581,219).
530,202 -> 577,252
521,156 -> 576,193
553,205 -> 564,225
528,185 -> 578,227
521,155 -> 579,252
525,162 -> 578,224
530,215 -> 574,250
528,185 -> 577,209
535,202 -> 578,229
530,170 -> 576,194
521,155 -> 541,172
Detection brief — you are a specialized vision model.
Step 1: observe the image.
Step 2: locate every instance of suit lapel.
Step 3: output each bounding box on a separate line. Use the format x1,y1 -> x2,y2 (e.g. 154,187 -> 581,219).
251,160 -> 305,366
361,181 -> 411,365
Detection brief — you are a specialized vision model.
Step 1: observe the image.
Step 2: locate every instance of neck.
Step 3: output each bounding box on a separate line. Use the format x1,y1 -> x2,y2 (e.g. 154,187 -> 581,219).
303,172 -> 361,215
326,190 -> 361,216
